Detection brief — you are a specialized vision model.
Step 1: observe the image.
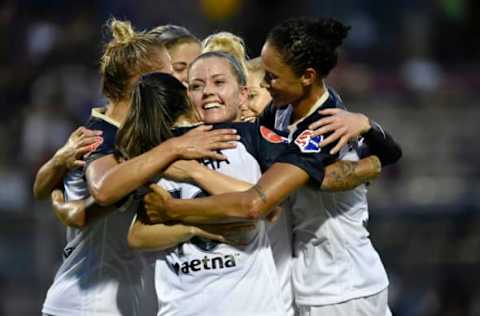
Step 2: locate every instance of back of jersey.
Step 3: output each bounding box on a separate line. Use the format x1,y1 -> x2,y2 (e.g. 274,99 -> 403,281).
42,109 -> 157,316
154,133 -> 286,316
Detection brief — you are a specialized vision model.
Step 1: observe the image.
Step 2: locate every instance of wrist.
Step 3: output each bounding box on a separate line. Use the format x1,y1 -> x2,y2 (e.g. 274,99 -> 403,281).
52,149 -> 69,170
158,138 -> 181,161
359,114 -> 372,135
189,163 -> 205,183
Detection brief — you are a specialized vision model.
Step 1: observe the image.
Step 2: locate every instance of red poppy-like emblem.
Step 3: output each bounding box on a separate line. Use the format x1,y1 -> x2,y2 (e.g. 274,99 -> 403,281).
260,126 -> 288,144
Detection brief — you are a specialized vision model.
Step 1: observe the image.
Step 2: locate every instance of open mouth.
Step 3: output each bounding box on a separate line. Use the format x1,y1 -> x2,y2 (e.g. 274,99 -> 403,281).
203,102 -> 224,110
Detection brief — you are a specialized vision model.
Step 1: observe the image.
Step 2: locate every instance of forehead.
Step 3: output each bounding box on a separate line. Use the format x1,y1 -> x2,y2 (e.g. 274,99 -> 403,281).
169,41 -> 201,62
189,57 -> 234,79
261,41 -> 288,73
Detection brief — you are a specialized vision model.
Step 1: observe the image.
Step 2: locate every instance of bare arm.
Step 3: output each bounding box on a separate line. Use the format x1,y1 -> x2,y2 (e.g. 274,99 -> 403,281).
33,127 -> 102,200
87,126 -> 239,206
127,219 -> 229,251
145,163 -> 308,224
145,156 -> 381,224
163,160 -> 252,195
51,190 -> 113,228
321,155 -> 381,191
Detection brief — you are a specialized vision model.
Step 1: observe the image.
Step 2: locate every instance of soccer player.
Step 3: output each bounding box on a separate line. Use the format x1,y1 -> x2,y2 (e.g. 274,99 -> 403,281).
144,17 -> 401,316
40,19 -> 237,316
149,25 -> 202,86
240,57 -> 272,123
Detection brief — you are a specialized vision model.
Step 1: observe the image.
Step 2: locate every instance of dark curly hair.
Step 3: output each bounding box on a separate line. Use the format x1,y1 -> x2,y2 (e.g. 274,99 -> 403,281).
267,17 -> 350,78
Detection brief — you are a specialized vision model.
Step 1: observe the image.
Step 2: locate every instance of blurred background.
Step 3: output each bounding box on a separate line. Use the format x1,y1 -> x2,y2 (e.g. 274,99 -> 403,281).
1,0 -> 479,315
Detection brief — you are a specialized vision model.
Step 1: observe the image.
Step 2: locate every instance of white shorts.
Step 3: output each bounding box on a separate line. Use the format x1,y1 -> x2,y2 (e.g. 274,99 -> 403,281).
297,289 -> 392,316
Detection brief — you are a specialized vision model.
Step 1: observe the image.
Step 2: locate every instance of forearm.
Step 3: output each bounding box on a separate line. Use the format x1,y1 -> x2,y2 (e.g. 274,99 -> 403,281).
166,163 -> 308,223
33,154 -> 67,200
321,156 -> 381,191
191,165 -> 253,195
128,219 -> 195,251
88,141 -> 179,205
362,123 -> 402,166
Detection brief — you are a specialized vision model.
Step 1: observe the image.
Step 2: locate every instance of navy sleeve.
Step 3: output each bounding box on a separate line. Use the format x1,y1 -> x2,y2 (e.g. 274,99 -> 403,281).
359,121 -> 402,166
251,125 -> 290,172
275,111 -> 340,184
84,118 -> 118,168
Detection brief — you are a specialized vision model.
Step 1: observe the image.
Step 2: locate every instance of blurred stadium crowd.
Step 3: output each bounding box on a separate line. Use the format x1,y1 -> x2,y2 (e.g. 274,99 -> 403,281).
0,0 -> 479,315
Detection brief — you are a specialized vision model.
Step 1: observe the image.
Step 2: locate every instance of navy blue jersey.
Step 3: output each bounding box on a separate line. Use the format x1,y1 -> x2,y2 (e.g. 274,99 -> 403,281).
174,122 -> 332,183
84,113 -> 119,167
259,88 -> 401,171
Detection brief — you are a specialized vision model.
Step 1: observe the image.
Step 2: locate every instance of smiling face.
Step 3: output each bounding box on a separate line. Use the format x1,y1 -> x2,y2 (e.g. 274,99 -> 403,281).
260,41 -> 305,108
240,71 -> 272,121
188,56 -> 248,124
168,40 -> 202,85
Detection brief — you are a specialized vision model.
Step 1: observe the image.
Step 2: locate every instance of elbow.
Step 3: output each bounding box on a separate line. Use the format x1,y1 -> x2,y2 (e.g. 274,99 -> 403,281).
32,179 -> 50,201
89,182 -> 114,206
242,196 -> 263,221
381,146 -> 403,166
33,187 -> 46,201
127,228 -> 145,250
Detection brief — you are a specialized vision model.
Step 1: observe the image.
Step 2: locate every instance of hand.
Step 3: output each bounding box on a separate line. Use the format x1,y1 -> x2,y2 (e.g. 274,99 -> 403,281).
163,160 -> 201,182
170,125 -> 239,161
265,206 -> 283,224
144,184 -> 173,223
197,222 -> 257,245
190,226 -> 227,244
56,127 -> 103,169
51,190 -> 86,228
240,108 -> 257,123
308,109 -> 371,155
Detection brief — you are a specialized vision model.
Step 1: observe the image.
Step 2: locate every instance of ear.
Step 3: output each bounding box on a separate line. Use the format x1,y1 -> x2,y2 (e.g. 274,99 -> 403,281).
300,68 -> 317,87
238,85 -> 249,108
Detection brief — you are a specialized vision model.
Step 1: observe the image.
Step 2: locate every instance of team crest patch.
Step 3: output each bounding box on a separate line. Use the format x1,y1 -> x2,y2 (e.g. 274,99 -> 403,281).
294,130 -> 323,153
260,126 -> 288,144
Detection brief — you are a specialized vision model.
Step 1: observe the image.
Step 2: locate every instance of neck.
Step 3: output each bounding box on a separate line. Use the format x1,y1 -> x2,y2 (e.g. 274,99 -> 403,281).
291,81 -> 326,122
106,99 -> 131,125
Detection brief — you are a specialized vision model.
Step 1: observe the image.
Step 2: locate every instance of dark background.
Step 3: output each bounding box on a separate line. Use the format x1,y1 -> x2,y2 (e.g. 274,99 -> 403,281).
1,0 -> 479,315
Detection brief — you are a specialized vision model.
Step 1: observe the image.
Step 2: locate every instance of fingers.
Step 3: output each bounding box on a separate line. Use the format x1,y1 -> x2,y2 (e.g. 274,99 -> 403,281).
308,116 -> 336,130
72,126 -> 85,138
72,160 -> 86,168
329,135 -> 349,155
200,151 -> 228,161
310,123 -> 338,137
318,108 -> 341,116
195,229 -> 226,243
82,129 -> 103,137
72,127 -> 102,139
319,128 -> 346,148
149,184 -> 166,195
51,190 -> 65,204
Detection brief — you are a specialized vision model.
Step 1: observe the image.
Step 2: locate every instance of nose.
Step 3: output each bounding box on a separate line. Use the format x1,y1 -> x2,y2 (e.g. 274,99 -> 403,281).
203,81 -> 214,96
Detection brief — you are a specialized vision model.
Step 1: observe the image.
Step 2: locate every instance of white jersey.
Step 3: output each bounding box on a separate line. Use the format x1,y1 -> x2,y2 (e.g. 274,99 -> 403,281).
42,110 -> 157,316
154,123 -> 288,316
267,199 -> 295,316
272,92 -> 389,306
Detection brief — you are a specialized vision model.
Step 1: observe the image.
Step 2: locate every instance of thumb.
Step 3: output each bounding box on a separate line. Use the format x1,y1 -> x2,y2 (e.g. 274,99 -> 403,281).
51,190 -> 65,203
149,184 -> 171,198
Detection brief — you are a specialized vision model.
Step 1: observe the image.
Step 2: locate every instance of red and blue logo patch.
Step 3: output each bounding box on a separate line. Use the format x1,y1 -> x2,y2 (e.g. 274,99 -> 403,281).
294,130 -> 323,153
260,126 -> 289,144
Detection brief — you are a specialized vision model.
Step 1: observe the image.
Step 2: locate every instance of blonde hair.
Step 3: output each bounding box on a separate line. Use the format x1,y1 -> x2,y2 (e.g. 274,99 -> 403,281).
247,57 -> 264,76
202,32 -> 248,78
100,18 -> 167,102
